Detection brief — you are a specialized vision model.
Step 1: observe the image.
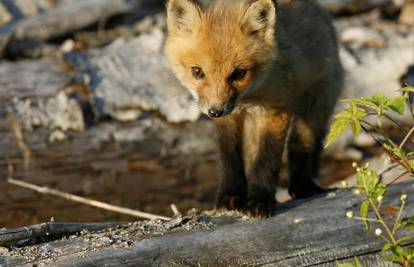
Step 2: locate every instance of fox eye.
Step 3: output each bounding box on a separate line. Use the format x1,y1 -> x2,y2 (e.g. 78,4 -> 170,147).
191,67 -> 205,80
230,68 -> 247,81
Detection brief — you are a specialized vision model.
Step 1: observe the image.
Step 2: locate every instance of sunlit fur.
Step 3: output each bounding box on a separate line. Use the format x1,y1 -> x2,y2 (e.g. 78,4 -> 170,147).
165,0 -> 344,215
165,0 -> 277,115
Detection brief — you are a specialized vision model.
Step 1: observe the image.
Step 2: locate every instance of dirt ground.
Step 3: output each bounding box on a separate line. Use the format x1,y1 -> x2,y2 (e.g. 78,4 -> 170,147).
0,123 -> 356,228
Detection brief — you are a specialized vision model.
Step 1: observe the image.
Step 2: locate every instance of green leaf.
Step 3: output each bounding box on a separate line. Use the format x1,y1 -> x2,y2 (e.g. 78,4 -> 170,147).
400,216 -> 414,230
350,104 -> 369,120
336,263 -> 356,267
351,120 -> 361,135
351,99 -> 379,111
336,258 -> 363,267
382,243 -> 395,252
409,160 -> 414,171
388,96 -> 406,115
383,254 -> 403,264
392,246 -> 405,257
354,257 -> 363,267
396,237 -> 413,245
383,246 -> 407,265
404,246 -> 414,260
372,183 -> 387,202
380,139 -> 404,160
325,117 -> 349,147
356,168 -> 379,194
325,106 -> 368,147
325,110 -> 352,147
371,94 -> 389,107
360,199 -> 370,231
401,86 -> 414,93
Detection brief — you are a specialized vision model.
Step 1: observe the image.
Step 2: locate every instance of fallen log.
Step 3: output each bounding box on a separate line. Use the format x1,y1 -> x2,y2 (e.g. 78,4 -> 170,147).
0,59 -> 86,131
0,0 -> 163,57
1,181 -> 413,266
64,28 -> 201,123
0,59 -> 70,100
0,222 -> 121,247
0,0 -> 60,27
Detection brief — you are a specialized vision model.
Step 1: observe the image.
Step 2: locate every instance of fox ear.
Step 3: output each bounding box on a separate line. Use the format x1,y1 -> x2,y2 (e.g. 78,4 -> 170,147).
241,0 -> 276,37
167,0 -> 202,34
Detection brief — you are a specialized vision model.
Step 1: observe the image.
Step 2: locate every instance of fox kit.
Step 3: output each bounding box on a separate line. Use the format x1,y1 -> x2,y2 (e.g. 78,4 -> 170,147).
165,0 -> 344,216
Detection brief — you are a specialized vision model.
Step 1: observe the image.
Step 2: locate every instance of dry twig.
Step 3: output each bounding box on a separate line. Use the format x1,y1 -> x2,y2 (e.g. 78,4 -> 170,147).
8,178 -> 170,221
170,204 -> 181,217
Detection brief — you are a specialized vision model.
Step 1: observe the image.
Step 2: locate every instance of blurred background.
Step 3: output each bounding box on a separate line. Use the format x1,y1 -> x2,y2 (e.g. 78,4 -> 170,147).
0,0 -> 413,228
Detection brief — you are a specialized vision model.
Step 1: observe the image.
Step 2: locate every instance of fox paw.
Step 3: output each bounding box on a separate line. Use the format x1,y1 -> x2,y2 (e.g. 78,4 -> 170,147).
245,199 -> 275,218
216,195 -> 245,211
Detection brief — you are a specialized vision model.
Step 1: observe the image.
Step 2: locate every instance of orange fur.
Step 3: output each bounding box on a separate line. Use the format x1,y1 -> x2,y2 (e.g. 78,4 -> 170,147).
165,0 -> 344,214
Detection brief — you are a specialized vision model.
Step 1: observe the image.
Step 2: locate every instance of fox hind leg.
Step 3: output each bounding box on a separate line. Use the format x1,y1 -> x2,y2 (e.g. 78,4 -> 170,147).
288,118 -> 327,199
288,85 -> 339,199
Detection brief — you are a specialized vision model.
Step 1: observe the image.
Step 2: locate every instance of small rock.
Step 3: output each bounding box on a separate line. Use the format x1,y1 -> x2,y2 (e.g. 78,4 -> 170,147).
60,39 -> 75,53
48,129 -> 66,143
0,246 -> 10,257
110,109 -> 142,122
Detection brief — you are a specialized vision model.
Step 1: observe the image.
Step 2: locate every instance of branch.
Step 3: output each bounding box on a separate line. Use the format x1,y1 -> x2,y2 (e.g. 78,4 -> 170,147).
8,178 -> 171,221
0,222 -> 121,247
399,126 -> 414,150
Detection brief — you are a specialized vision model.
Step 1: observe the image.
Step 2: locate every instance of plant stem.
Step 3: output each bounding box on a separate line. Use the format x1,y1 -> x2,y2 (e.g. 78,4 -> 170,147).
379,234 -> 391,243
352,216 -> 380,223
369,197 -> 397,244
378,163 -> 399,176
377,117 -> 383,129
382,148 -> 412,177
361,172 -> 397,244
383,114 -> 408,135
399,126 -> 414,150
389,171 -> 409,185
392,200 -> 406,235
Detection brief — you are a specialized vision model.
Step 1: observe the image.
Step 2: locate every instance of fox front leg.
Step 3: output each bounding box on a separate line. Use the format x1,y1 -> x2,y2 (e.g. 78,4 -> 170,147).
244,112 -> 290,217
214,115 -> 247,211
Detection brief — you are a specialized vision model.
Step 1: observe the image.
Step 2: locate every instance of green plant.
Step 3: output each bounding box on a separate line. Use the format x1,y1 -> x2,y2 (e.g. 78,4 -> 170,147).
337,257 -> 363,267
328,87 -> 414,267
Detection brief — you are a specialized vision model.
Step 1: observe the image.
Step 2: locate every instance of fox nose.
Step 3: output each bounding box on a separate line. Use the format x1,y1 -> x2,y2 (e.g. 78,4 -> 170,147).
208,107 -> 224,118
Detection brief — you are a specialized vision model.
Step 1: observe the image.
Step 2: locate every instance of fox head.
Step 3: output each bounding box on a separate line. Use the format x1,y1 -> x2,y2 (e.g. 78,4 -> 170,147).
165,0 -> 277,118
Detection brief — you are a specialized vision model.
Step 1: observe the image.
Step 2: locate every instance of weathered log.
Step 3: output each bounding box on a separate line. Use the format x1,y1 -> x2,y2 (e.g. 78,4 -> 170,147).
65,28 -> 201,123
0,0 -> 163,56
0,0 -> 61,27
0,59 -> 70,100
0,59 -> 86,131
1,182 -> 413,266
0,222 -> 121,247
